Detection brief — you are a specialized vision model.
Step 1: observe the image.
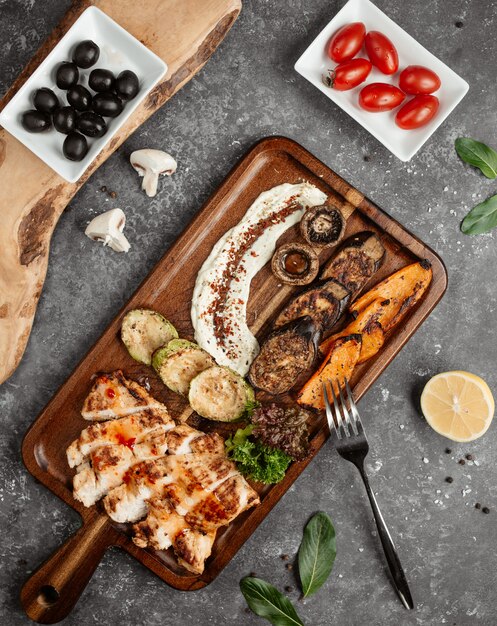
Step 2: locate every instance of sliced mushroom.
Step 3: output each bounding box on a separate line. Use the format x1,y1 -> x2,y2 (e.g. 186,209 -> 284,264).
84,208 -> 130,253
130,149 -> 177,197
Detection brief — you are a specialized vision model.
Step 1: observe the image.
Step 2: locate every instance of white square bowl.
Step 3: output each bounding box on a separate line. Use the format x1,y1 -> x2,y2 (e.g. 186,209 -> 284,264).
294,0 -> 469,161
0,6 -> 167,182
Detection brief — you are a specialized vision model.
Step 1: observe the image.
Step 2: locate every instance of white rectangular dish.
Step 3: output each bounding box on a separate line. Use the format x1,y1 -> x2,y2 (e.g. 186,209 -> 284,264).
0,6 -> 167,182
294,0 -> 469,161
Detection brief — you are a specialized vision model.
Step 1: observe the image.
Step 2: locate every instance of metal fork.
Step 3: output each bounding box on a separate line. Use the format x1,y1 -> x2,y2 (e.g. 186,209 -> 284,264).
322,378 -> 414,610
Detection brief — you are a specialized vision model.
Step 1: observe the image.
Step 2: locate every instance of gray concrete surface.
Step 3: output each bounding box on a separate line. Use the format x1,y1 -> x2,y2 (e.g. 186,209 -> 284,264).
1,0 -> 496,624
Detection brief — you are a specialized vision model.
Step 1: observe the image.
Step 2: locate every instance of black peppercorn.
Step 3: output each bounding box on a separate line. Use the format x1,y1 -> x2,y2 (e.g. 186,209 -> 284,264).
482,507 -> 490,514
475,503 -> 481,510
445,476 -> 453,483
285,586 -> 293,593
445,448 -> 452,454
465,454 -> 473,461
459,459 -> 465,465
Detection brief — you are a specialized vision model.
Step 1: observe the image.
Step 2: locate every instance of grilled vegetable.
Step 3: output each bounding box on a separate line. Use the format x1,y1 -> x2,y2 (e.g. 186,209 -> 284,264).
152,339 -> 215,396
249,316 -> 320,395
300,204 -> 345,247
121,309 -> 178,365
320,299 -> 386,362
189,366 -> 256,422
320,261 -> 433,363
271,242 -> 319,286
297,334 -> 362,411
351,260 -> 433,332
320,231 -> 385,296
274,279 -> 350,330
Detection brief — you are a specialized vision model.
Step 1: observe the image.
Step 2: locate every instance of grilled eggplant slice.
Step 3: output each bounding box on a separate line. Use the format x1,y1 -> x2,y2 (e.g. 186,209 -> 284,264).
249,316 -> 320,395
121,309 -> 178,365
274,279 -> 350,330
320,231 -> 385,297
152,339 -> 215,396
300,204 -> 345,247
189,366 -> 256,422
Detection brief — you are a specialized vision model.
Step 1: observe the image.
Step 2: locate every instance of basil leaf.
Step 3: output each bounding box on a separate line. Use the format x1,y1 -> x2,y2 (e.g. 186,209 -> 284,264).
298,512 -> 336,597
461,194 -> 497,235
455,138 -> 497,179
240,577 -> 304,626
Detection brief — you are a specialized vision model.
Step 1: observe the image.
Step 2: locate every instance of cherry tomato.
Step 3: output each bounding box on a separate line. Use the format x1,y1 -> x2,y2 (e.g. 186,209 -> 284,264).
324,58 -> 372,91
395,95 -> 439,129
327,22 -> 366,62
365,31 -> 399,75
399,65 -> 441,95
358,83 -> 405,112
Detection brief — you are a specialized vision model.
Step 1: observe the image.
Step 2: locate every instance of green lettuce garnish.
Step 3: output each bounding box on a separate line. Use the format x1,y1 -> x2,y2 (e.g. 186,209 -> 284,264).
225,424 -> 291,485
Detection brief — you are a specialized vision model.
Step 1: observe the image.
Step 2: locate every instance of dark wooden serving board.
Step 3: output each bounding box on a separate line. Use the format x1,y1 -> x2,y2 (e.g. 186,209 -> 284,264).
21,137 -> 447,623
0,0 -> 241,387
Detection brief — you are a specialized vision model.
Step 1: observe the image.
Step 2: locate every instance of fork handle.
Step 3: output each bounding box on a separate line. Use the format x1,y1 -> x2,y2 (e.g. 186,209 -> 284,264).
357,464 -> 414,610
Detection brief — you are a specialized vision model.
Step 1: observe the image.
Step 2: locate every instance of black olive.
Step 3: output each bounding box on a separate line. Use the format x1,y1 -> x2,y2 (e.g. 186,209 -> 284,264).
55,62 -> 79,89
115,70 -> 139,101
92,92 -> 123,118
21,110 -> 51,132
72,40 -> 100,69
89,68 -> 115,92
63,132 -> 88,161
53,106 -> 78,134
33,88 -> 59,114
77,111 -> 107,138
67,85 -> 92,111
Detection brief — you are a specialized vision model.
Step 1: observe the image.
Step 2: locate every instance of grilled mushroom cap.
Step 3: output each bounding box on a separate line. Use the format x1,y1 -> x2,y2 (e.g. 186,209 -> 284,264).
300,204 -> 345,247
271,242 -> 319,286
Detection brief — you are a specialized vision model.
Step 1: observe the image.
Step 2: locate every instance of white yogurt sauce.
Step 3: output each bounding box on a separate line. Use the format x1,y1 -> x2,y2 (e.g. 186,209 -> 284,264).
191,182 -> 327,376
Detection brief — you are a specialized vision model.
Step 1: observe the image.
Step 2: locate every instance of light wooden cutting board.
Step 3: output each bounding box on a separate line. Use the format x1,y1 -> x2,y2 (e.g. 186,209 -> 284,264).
0,0 -> 241,385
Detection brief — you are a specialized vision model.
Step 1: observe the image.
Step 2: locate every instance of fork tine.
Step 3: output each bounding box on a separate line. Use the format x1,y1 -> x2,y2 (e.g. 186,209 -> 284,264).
344,377 -> 362,432
329,380 -> 349,437
339,379 -> 358,436
322,381 -> 341,440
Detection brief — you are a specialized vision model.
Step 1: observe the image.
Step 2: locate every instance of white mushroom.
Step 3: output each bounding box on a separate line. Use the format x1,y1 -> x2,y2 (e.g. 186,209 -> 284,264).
130,149 -> 177,197
84,208 -> 130,253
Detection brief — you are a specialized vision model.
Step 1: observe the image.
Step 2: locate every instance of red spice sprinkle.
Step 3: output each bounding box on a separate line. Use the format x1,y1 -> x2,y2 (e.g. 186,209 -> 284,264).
116,434 -> 136,450
206,200 -> 302,352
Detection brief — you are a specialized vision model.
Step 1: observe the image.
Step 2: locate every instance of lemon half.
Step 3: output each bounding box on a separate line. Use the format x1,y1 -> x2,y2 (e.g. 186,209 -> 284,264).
421,371 -> 495,442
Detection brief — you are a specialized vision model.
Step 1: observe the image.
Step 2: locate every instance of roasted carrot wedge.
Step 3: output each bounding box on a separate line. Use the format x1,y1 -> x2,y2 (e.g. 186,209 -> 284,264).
319,261 -> 433,365
297,334 -> 362,411
320,298 -> 386,361
352,260 -> 432,332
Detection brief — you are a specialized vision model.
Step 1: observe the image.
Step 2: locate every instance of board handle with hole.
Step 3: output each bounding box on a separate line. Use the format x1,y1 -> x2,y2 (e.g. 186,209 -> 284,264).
20,513 -> 116,624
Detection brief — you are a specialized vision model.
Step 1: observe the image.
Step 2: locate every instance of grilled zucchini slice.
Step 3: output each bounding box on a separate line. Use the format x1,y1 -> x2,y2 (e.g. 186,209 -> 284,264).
189,366 -> 256,422
152,339 -> 215,395
121,309 -> 178,365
